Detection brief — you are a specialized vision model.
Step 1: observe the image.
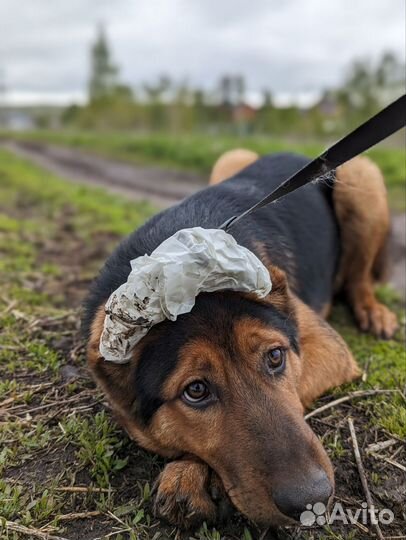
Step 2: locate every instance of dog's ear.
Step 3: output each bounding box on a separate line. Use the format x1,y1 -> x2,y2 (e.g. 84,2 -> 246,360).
87,305 -> 136,410
86,307 -> 171,453
292,296 -> 361,407
86,307 -> 148,440
266,264 -> 294,315
266,266 -> 361,408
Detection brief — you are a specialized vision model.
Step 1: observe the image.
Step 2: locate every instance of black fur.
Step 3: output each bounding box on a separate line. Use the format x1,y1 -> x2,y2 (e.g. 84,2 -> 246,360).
83,152 -> 339,336
84,152 -> 340,423
135,292 -> 299,424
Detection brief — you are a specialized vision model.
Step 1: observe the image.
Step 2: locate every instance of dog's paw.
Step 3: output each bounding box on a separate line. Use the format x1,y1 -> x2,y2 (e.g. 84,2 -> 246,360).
354,299 -> 398,339
154,459 -> 217,529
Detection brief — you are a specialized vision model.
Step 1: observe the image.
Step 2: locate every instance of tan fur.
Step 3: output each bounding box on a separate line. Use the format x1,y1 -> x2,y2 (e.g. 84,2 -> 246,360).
320,303 -> 332,319
257,266 -> 360,406
334,156 -> 398,338
87,305 -> 106,370
293,295 -> 361,407
87,305 -> 168,454
85,154 -> 398,528
251,242 -> 298,312
147,271 -> 342,525
209,148 -> 259,185
154,458 -> 217,527
86,266 -> 355,527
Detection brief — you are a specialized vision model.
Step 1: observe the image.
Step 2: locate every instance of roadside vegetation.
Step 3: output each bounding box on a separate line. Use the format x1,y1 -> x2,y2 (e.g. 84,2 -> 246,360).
1,129 -> 405,211
0,149 -> 405,540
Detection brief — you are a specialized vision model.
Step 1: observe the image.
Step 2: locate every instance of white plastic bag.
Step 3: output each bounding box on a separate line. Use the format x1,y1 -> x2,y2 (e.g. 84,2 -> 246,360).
100,227 -> 272,362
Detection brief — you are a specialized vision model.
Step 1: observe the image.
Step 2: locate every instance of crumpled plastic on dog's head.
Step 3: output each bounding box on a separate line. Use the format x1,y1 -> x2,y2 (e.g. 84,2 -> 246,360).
99,227 -> 272,363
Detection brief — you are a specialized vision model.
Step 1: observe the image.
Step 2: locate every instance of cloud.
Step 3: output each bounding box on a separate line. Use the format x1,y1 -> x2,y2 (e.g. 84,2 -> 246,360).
0,0 -> 404,104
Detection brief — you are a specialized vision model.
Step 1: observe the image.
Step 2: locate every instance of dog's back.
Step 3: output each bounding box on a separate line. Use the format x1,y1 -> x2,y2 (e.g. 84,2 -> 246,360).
83,152 -> 340,336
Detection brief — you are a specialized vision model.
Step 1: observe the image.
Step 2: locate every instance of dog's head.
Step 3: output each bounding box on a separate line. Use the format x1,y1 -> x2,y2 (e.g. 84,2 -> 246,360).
87,266 -> 359,525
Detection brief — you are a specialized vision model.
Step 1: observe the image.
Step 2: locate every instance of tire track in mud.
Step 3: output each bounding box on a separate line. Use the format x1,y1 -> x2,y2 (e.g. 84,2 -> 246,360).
1,139 -> 204,208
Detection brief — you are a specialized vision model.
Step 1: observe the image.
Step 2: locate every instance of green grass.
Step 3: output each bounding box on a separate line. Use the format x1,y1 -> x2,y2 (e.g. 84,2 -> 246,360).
0,148 -> 405,539
0,146 -> 155,236
2,129 -> 405,210
0,149 -> 162,539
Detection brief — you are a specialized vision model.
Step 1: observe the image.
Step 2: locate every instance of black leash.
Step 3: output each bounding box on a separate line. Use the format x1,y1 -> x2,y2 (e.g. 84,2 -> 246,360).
220,94 -> 406,232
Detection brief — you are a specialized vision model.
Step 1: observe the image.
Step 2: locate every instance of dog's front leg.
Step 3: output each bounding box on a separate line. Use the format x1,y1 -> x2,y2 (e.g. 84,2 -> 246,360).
154,457 -> 230,528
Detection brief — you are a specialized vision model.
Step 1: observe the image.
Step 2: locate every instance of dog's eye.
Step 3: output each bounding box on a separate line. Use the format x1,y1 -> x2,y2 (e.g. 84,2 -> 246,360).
266,347 -> 285,373
183,380 -> 210,403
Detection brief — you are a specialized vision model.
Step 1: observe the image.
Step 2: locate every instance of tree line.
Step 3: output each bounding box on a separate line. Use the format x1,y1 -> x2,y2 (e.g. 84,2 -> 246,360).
62,26 -> 405,137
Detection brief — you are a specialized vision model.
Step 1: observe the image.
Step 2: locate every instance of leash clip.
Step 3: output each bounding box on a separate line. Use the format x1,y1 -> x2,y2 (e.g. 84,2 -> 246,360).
219,215 -> 238,232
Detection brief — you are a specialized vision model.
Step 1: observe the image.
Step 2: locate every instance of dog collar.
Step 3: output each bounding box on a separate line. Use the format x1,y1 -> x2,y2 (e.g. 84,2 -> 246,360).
99,227 -> 272,363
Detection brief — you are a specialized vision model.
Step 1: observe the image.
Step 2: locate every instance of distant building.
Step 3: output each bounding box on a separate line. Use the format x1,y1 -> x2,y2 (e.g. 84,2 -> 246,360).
0,106 -> 62,131
316,93 -> 340,117
232,103 -> 258,124
0,109 -> 36,130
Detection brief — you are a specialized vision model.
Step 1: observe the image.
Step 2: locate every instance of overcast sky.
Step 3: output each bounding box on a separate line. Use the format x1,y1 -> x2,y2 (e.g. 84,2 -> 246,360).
0,0 -> 404,106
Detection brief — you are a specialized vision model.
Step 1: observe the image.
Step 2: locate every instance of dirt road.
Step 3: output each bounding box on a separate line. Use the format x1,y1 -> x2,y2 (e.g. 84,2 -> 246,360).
2,139 -> 405,295
1,139 -> 205,207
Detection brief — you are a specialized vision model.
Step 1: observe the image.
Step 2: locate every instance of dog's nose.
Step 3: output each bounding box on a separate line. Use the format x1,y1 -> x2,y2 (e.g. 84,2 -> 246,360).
273,468 -> 332,521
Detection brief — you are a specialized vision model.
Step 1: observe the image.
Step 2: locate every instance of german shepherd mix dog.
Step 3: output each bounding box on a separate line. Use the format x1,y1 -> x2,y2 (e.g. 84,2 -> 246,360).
84,150 -> 398,528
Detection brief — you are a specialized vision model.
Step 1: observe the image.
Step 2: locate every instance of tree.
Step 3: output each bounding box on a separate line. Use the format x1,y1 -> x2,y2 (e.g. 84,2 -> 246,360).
193,89 -> 207,129
143,75 -> 172,130
88,25 -> 118,102
375,52 -> 404,87
219,76 -> 232,106
335,51 -> 404,128
234,75 -> 245,105
218,75 -> 245,106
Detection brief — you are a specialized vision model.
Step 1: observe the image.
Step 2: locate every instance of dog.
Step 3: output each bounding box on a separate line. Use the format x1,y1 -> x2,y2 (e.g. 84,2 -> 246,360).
84,149 -> 398,528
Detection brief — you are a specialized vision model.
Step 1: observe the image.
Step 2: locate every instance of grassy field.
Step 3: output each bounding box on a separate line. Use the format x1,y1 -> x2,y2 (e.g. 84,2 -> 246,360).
0,148 -> 405,540
2,130 -> 405,211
